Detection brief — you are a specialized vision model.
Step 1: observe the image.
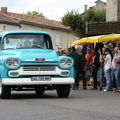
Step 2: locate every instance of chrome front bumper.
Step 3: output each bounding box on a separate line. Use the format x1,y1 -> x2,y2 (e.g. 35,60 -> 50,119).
2,78 -> 74,85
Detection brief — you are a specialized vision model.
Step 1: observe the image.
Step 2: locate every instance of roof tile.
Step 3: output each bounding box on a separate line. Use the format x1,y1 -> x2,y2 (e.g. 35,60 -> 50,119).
7,12 -> 70,30
0,13 -> 19,25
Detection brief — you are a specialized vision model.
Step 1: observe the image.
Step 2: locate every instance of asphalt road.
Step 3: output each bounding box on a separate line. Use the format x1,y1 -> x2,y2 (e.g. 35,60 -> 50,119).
0,89 -> 120,120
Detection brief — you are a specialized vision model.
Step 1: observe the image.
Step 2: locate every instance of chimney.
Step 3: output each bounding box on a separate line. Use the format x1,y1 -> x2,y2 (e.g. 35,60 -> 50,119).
1,7 -> 8,14
84,5 -> 88,12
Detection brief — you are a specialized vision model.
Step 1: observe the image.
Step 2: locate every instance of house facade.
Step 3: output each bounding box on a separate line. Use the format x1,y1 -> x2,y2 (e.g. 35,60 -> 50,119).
93,0 -> 106,11
0,13 -> 19,33
0,7 -> 78,50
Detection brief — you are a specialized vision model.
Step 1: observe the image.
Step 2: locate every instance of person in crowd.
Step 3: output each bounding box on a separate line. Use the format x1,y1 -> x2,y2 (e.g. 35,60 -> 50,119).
115,42 -> 120,47
98,47 -> 106,90
65,46 -> 72,55
67,46 -> 81,90
114,47 -> 120,92
82,45 -> 87,55
108,42 -> 115,56
104,48 -> 113,91
85,49 -> 93,68
92,50 -> 100,90
94,43 -> 104,54
57,46 -> 62,56
58,50 -> 66,56
111,47 -> 119,90
85,49 -> 93,82
103,42 -> 109,49
76,46 -> 87,89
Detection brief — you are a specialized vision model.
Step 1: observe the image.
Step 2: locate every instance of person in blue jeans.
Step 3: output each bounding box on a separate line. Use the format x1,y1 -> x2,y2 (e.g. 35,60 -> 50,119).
114,47 -> 120,92
98,48 -> 106,91
111,47 -> 119,90
104,48 -> 112,91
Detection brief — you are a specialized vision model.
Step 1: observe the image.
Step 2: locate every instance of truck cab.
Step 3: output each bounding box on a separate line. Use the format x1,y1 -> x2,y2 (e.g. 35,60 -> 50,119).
0,30 -> 74,99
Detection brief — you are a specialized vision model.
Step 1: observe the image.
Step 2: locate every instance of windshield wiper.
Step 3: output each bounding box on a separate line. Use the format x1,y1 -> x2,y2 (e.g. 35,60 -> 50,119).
32,44 -> 44,49
17,47 -> 24,49
3,48 -> 15,50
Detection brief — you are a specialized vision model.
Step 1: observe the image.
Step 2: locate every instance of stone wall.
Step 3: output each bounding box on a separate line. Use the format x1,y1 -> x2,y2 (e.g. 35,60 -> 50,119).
106,0 -> 120,21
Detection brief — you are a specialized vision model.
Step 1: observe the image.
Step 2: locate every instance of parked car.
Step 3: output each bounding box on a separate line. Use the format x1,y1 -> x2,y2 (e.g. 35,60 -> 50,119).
0,30 -> 74,99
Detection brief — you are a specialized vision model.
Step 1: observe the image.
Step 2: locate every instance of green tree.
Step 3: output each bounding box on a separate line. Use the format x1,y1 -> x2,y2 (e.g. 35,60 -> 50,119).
26,11 -> 46,18
82,8 -> 106,22
61,9 -> 84,37
61,8 -> 106,37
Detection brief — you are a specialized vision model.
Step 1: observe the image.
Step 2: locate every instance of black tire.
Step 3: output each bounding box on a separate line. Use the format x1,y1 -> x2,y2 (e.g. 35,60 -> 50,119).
35,86 -> 45,96
1,85 -> 11,99
56,85 -> 70,98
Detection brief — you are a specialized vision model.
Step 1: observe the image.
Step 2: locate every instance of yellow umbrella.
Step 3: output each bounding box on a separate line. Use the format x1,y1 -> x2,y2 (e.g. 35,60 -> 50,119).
98,34 -> 120,43
72,36 -> 101,46
72,34 -> 120,46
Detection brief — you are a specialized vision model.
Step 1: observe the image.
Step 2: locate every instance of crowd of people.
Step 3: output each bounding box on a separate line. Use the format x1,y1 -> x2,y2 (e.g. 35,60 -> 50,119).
57,42 -> 120,92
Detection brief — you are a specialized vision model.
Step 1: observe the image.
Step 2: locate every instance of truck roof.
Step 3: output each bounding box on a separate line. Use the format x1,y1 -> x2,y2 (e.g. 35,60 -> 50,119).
0,30 -> 50,37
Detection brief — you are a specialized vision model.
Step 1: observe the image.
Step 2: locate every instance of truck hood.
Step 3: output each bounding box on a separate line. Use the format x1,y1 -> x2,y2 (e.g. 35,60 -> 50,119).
0,49 -> 59,62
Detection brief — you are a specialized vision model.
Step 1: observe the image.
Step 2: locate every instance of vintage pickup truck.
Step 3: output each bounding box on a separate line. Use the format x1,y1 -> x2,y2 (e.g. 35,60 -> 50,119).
0,30 -> 74,99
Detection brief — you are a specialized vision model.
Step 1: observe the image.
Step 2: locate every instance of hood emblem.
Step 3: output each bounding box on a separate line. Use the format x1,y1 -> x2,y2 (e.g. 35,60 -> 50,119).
35,58 -> 45,62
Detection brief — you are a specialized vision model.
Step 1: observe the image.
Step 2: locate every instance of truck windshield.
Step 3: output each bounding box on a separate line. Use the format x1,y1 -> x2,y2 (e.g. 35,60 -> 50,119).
2,34 -> 53,50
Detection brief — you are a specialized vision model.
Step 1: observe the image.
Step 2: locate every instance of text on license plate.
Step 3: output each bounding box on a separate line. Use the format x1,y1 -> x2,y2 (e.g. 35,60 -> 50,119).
31,76 -> 51,81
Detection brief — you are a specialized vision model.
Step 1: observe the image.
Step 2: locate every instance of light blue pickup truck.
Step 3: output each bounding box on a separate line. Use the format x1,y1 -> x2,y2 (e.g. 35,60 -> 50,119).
0,30 -> 74,99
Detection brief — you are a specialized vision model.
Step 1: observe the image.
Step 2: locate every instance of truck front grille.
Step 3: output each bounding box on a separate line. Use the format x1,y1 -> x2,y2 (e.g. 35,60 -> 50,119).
8,66 -> 70,77
23,66 -> 55,71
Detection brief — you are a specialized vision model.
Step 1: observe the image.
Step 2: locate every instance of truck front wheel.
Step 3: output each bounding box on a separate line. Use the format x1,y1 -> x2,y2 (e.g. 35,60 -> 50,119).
56,85 -> 70,98
1,85 -> 11,99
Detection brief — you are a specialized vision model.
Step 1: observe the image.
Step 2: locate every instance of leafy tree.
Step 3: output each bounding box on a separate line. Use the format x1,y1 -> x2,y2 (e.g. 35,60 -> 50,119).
82,8 -> 106,22
61,9 -> 84,37
26,11 -> 46,18
61,8 -> 106,37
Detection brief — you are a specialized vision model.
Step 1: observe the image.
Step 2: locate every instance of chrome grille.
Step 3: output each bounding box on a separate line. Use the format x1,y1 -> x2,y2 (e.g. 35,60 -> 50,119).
23,66 -> 55,71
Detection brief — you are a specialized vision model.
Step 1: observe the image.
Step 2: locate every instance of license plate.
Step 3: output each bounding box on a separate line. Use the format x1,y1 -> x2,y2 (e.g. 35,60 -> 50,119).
31,76 -> 51,81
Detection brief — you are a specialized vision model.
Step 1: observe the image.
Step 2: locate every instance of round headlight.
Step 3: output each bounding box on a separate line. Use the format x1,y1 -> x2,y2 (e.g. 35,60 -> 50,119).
59,58 -> 73,68
5,58 -> 20,69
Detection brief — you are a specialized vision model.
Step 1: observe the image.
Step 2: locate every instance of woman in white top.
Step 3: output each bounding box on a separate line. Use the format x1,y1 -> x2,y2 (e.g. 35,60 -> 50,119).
104,48 -> 112,91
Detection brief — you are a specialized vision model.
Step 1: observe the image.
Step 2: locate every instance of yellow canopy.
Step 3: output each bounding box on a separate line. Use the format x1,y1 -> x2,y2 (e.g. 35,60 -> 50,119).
72,34 -> 120,46
72,36 -> 101,46
98,34 -> 120,43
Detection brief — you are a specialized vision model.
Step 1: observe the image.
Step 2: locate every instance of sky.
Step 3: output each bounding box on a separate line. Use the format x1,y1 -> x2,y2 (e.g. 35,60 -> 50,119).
0,0 -> 106,21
